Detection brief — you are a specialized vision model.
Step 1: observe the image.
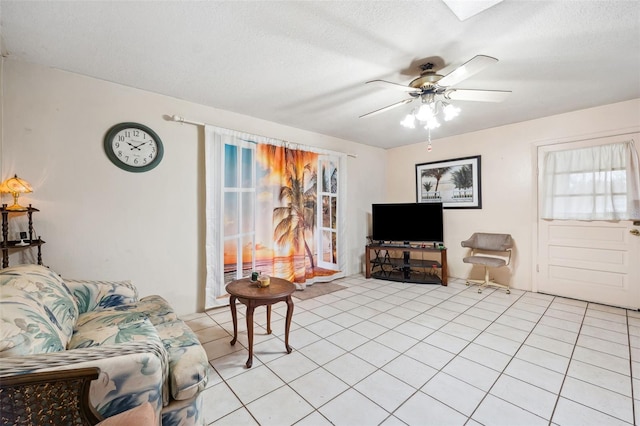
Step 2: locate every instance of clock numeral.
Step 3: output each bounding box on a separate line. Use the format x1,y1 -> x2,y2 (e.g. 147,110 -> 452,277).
118,135 -> 125,142
133,130 -> 140,137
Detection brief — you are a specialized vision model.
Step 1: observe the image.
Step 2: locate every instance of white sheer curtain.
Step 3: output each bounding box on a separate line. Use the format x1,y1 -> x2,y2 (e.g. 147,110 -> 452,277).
204,125 -> 224,308
541,140 -> 640,220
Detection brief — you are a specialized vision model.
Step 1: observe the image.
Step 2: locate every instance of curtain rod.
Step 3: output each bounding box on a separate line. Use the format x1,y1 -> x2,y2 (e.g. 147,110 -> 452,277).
170,115 -> 206,126
169,114 -> 358,158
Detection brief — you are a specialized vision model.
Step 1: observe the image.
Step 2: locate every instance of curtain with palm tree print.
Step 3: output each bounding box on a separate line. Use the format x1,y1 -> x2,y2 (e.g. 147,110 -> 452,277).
205,126 -> 346,307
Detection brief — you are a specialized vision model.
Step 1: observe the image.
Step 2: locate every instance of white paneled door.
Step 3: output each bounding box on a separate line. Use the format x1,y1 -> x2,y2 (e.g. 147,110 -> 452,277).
536,134 -> 640,310
538,219 -> 640,309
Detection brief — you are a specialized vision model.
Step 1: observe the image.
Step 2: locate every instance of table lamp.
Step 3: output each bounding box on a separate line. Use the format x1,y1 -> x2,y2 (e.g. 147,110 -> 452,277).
0,174 -> 33,211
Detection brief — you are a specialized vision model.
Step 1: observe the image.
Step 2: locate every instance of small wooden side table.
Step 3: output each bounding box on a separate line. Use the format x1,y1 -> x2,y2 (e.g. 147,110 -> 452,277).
225,277 -> 296,368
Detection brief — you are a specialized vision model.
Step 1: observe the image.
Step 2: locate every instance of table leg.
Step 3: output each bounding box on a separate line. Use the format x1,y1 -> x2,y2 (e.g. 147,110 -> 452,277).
245,302 -> 255,368
284,296 -> 294,354
266,305 -> 272,334
229,295 -> 238,346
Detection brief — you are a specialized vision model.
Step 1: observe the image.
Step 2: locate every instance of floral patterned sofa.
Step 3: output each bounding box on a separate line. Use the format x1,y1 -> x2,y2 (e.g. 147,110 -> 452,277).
0,264 -> 209,425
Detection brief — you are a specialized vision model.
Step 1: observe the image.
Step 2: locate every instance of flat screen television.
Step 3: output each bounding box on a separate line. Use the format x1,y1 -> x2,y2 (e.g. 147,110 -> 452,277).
372,202 -> 444,243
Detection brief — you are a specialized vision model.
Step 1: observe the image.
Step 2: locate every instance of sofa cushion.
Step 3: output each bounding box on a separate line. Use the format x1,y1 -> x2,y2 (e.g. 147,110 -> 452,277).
133,295 -> 179,326
154,320 -> 209,401
0,265 -> 79,356
69,308 -> 161,349
65,279 -> 138,314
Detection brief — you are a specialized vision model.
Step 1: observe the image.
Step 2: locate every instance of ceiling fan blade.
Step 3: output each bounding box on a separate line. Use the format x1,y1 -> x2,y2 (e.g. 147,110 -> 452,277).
366,79 -> 421,93
359,98 -> 414,118
444,88 -> 511,102
437,55 -> 498,87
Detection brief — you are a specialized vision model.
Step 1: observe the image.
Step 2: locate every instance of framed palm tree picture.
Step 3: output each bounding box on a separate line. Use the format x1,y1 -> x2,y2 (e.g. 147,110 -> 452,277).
415,155 -> 482,209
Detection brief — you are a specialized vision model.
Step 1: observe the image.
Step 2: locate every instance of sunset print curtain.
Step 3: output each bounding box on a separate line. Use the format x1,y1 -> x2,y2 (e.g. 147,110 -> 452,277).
205,126 -> 345,307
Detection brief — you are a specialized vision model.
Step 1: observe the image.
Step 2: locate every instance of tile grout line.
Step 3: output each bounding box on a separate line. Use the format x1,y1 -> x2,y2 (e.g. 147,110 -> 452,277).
545,296 -> 586,425
627,308 -> 636,425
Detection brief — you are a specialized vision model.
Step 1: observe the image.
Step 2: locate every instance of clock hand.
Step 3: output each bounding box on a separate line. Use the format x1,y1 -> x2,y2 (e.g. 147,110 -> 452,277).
126,142 -> 147,151
132,142 -> 147,150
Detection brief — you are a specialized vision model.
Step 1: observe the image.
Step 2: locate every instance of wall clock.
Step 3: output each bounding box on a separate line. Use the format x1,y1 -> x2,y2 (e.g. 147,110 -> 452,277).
104,122 -> 164,172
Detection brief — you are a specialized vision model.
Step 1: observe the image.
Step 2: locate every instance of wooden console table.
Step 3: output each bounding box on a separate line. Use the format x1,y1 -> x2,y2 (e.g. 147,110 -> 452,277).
365,244 -> 447,285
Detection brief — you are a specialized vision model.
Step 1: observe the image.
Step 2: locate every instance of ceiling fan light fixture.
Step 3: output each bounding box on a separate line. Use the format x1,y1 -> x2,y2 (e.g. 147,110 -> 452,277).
443,103 -> 461,121
360,54 -> 509,134
400,114 -> 416,129
424,117 -> 441,130
403,99 -> 454,131
415,103 -> 435,121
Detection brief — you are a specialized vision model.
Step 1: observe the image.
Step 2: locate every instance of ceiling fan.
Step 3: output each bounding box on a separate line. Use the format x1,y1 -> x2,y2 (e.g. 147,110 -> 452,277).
360,55 -> 511,119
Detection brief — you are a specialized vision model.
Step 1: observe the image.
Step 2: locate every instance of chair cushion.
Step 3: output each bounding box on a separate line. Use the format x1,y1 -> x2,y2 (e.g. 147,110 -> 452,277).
0,265 -> 79,356
463,255 -> 507,268
69,308 -> 160,349
65,279 -> 138,314
154,320 -> 209,401
68,295 -> 177,348
135,295 -> 179,326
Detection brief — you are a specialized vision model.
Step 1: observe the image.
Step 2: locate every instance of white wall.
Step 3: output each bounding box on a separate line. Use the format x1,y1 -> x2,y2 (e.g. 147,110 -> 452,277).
0,59 -> 387,315
386,98 -> 640,291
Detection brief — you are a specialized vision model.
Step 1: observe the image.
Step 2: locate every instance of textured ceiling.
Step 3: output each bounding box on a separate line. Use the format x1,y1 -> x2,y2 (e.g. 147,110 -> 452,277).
1,1 -> 639,149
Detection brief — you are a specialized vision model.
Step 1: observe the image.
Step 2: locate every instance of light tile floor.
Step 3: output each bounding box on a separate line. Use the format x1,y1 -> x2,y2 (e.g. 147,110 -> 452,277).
183,275 -> 640,425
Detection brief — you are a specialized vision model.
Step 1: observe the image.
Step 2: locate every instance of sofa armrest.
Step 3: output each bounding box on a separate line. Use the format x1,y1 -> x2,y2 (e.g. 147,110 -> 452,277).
65,279 -> 139,314
0,341 -> 167,420
0,367 -> 103,425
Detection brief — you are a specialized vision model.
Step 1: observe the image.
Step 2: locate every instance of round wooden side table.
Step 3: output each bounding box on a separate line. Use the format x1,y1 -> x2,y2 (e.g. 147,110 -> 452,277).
225,277 -> 296,368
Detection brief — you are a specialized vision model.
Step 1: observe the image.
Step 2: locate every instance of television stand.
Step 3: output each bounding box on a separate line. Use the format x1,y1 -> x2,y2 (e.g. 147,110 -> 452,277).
379,243 -> 411,248
365,244 -> 447,285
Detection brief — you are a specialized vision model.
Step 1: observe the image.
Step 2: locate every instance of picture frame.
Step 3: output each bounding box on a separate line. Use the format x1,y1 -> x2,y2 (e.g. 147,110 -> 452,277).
415,155 -> 482,209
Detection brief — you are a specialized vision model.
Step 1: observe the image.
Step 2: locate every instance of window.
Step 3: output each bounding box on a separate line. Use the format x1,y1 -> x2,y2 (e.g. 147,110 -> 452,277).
318,156 -> 339,269
223,143 -> 256,282
541,140 -> 640,220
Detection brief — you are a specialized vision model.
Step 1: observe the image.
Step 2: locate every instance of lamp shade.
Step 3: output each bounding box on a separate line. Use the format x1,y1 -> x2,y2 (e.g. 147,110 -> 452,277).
0,174 -> 33,211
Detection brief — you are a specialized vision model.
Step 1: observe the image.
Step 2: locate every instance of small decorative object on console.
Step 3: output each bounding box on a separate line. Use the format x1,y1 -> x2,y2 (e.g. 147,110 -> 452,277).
257,273 -> 271,288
